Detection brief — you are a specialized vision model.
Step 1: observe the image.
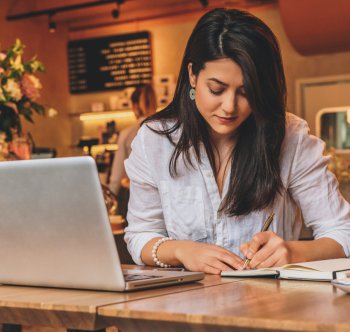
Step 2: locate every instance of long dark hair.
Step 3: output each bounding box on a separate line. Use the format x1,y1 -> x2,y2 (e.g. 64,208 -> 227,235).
146,8 -> 286,216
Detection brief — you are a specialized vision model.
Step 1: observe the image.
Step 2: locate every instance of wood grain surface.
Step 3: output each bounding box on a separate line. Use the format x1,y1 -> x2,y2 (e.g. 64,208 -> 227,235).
0,269 -> 234,330
99,278 -> 350,332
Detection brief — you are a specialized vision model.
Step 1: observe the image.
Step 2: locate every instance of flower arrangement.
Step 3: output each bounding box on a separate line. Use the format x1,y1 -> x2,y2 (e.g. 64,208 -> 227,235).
0,39 -> 46,142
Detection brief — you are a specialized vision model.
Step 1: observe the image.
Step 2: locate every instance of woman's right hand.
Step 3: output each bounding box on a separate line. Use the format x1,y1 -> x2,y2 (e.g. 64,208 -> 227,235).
174,241 -> 244,274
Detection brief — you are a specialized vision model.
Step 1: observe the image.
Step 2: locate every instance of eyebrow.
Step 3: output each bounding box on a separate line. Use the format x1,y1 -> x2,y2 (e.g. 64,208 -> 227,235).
207,78 -> 244,89
207,78 -> 228,86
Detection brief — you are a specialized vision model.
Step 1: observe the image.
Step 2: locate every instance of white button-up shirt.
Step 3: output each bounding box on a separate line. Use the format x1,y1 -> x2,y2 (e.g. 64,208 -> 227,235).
124,113 -> 350,265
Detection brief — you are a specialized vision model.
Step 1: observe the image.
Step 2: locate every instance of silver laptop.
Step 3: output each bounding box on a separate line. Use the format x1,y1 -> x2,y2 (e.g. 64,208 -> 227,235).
0,156 -> 204,291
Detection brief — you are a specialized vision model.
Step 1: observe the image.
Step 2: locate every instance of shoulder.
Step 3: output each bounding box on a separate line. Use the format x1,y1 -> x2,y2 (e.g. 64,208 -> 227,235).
138,119 -> 180,142
285,112 -> 309,136
130,119 -> 180,166
126,119 -> 179,182
283,112 -> 314,148
281,112 -> 326,181
284,112 -> 325,147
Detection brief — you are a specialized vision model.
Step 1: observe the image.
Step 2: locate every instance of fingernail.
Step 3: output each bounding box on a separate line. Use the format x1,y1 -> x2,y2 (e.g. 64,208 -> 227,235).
247,250 -> 254,259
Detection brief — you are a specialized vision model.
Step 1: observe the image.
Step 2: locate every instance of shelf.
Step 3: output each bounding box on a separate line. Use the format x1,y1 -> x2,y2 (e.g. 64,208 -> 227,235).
69,109 -> 133,116
69,110 -> 135,121
91,144 -> 118,155
69,143 -> 118,153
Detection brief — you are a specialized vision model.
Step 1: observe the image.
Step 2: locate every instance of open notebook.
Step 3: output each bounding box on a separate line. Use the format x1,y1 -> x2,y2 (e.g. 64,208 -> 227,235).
221,258 -> 350,281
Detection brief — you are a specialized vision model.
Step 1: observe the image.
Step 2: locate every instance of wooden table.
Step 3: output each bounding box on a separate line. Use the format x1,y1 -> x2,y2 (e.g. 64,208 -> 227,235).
0,269 -> 235,331
3,272 -> 350,332
99,278 -> 350,332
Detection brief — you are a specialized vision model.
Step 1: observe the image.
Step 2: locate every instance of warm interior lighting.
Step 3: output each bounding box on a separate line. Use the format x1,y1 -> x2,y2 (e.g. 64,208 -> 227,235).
91,144 -> 118,156
346,109 -> 350,125
79,111 -> 135,121
48,13 -> 56,33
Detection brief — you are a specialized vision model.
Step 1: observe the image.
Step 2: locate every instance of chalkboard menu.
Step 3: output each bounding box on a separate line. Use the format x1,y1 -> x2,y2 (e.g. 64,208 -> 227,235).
68,31 -> 152,94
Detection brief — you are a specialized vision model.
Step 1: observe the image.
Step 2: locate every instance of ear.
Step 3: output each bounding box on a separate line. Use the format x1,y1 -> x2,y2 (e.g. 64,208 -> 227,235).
188,63 -> 197,88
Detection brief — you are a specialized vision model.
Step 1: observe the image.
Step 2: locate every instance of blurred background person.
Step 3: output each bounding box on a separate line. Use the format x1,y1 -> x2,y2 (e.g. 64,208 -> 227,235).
109,84 -> 157,215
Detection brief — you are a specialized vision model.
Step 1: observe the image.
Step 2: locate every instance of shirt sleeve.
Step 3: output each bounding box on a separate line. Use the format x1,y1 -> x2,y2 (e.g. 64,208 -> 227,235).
109,129 -> 128,196
124,125 -> 167,265
289,121 -> 350,257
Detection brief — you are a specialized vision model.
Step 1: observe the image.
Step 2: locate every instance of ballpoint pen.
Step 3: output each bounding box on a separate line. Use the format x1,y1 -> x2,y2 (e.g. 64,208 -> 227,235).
242,212 -> 275,270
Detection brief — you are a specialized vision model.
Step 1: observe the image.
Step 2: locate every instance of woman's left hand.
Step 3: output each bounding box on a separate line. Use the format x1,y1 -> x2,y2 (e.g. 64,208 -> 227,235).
240,231 -> 292,268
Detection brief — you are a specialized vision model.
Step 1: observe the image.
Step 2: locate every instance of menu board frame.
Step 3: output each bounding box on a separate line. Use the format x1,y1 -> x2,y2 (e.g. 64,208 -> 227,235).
68,31 -> 152,94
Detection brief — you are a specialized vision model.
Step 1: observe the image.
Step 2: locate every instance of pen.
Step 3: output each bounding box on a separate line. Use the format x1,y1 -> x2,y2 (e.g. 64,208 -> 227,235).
242,212 -> 275,270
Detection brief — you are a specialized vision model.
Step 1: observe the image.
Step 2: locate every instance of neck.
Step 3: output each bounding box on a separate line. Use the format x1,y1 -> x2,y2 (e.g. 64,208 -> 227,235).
210,130 -> 236,155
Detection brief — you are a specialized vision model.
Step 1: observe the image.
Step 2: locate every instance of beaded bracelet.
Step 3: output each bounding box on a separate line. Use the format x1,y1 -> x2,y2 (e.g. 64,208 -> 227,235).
152,237 -> 174,268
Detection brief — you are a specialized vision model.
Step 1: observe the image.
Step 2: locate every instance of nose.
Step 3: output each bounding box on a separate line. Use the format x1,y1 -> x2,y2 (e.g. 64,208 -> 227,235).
221,91 -> 236,114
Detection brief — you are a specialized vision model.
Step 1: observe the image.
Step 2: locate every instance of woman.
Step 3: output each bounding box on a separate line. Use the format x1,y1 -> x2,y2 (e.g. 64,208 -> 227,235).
124,8 -> 350,274
109,84 -> 157,196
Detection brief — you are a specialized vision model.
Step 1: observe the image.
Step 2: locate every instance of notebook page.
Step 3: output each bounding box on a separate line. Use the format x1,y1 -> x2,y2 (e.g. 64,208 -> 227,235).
282,258 -> 350,272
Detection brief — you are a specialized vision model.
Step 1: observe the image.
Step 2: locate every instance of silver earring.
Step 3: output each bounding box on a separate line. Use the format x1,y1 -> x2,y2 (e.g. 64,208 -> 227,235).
189,88 -> 196,101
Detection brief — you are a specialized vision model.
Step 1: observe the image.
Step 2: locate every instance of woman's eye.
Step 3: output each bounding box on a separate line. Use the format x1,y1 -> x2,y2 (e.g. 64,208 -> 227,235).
237,89 -> 247,97
209,88 -> 223,95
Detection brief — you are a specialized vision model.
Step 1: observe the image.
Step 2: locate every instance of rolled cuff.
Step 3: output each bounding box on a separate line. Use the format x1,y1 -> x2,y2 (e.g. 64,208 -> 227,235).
124,231 -> 165,265
315,231 -> 350,257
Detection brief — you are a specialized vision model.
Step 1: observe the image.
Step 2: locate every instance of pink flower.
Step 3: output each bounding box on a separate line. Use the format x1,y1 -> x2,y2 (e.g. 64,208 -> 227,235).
21,73 -> 41,101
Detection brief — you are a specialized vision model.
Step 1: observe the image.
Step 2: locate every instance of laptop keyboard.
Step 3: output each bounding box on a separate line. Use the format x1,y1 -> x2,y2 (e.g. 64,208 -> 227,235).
124,274 -> 161,281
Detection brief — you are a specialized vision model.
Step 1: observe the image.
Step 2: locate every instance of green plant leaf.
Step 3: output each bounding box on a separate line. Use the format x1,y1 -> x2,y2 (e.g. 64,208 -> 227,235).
30,102 -> 45,115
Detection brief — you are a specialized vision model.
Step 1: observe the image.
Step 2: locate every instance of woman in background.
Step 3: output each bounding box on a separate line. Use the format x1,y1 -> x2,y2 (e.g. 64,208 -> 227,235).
109,84 -> 157,197
124,8 -> 350,274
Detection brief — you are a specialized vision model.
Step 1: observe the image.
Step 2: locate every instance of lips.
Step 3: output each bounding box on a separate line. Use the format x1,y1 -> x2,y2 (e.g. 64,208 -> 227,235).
215,115 -> 238,124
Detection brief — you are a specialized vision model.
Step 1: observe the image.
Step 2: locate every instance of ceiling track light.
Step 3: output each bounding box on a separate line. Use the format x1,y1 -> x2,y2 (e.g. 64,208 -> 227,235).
48,12 -> 56,33
111,9 -> 119,19
199,0 -> 209,8
111,0 -> 125,20
6,0 -> 123,21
